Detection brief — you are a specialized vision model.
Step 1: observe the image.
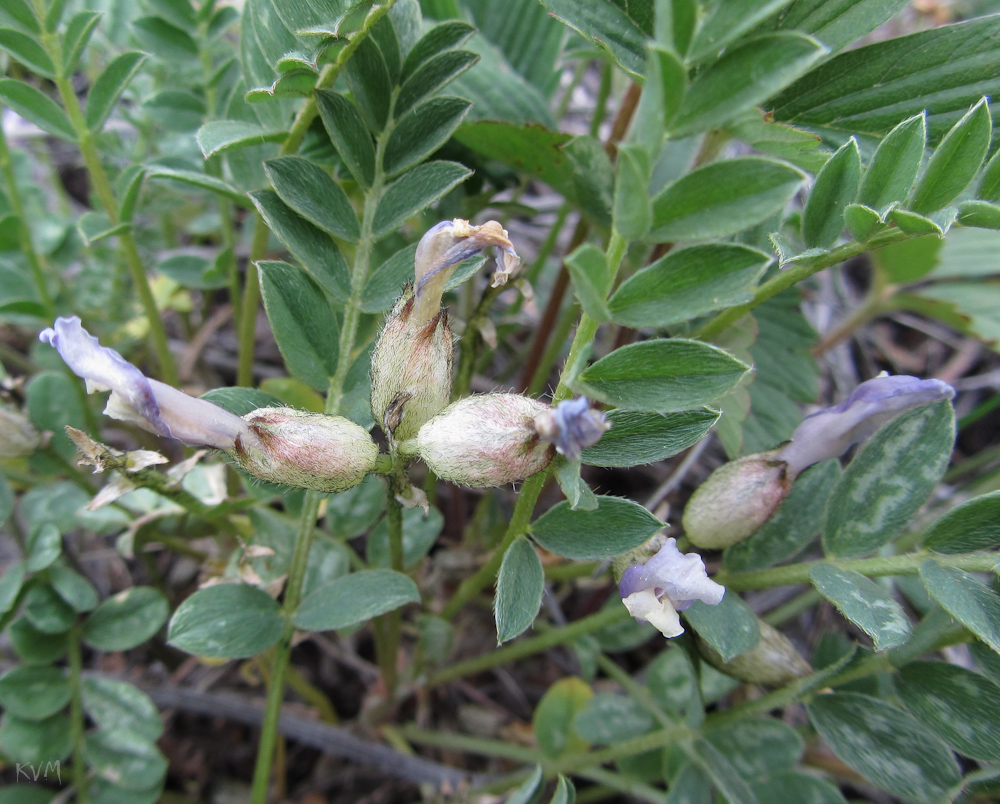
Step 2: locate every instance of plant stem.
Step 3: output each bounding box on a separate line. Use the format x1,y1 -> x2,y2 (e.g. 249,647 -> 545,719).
574,767 -> 665,804
526,298 -> 579,396
374,487 -> 405,690
248,484 -> 324,804
68,624 -> 89,804
763,588 -> 823,627
452,281 -> 508,399
401,721 -> 687,776
38,22 -> 179,385
248,46 -> 394,798
236,219 -> 270,387
812,269 -> 893,357
693,230 -> 908,341
715,550 -> 998,592
439,470 -> 545,620
426,605 -> 629,685
0,123 -> 55,318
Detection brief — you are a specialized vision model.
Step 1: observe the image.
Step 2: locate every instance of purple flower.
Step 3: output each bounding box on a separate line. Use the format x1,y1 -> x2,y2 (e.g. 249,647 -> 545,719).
533,397 -> 610,462
39,317 -> 253,451
619,538 -> 725,638
777,374 -> 955,476
411,219 -> 520,326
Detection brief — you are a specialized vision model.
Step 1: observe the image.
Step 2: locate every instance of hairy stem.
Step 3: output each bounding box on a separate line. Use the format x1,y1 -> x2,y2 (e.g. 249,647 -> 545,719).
694,230 -> 908,341
68,624 -> 89,804
715,549 -> 998,592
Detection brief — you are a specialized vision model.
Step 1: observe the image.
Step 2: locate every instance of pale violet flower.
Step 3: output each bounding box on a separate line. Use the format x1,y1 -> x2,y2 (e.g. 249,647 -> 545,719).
411,219 -> 520,326
619,538 -> 725,638
684,373 -> 956,549
39,317 -> 253,451
777,374 -> 955,476
533,397 -> 610,462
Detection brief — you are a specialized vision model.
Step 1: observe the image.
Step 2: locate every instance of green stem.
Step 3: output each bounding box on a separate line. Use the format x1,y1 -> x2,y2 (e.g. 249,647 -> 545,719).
705,651 -> 894,728
452,282 -> 505,400
812,269 -> 893,357
524,202 -> 571,285
249,490 -> 322,804
439,471 -> 545,620
40,26 -> 178,385
248,34 -> 394,794
68,624 -> 89,804
236,218 -> 270,387
199,26 -> 240,331
693,230 -> 909,341
526,298 -> 578,396
574,768 -> 665,804
0,123 -> 55,317
374,487 -> 405,690
595,652 -> 676,729
400,721 -> 687,776
716,550 -> 998,592
426,605 -> 629,685
763,588 -> 823,627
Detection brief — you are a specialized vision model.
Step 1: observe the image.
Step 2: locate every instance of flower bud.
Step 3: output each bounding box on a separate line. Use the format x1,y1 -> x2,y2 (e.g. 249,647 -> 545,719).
0,405 -> 41,458
411,393 -> 554,487
697,619 -> 812,686
233,408 -> 378,493
618,537 -> 725,638
369,287 -> 453,443
682,452 -> 790,550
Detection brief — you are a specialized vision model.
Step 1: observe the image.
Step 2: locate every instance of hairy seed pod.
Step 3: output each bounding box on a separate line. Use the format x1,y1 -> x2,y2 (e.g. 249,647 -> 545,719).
369,287 -> 453,443
682,451 -> 791,550
697,619 -> 812,686
412,394 -> 554,487
233,408 -> 378,493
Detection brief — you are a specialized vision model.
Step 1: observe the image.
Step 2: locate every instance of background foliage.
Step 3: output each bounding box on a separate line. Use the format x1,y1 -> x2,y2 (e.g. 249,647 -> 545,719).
1,0 -> 1000,802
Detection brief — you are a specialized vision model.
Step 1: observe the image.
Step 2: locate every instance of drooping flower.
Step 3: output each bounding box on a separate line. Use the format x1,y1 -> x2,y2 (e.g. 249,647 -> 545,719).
370,220 -> 521,442
411,219 -> 520,328
39,316 -> 254,451
533,397 -> 611,462
618,538 -> 725,638
776,374 -> 955,475
683,373 -> 956,549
